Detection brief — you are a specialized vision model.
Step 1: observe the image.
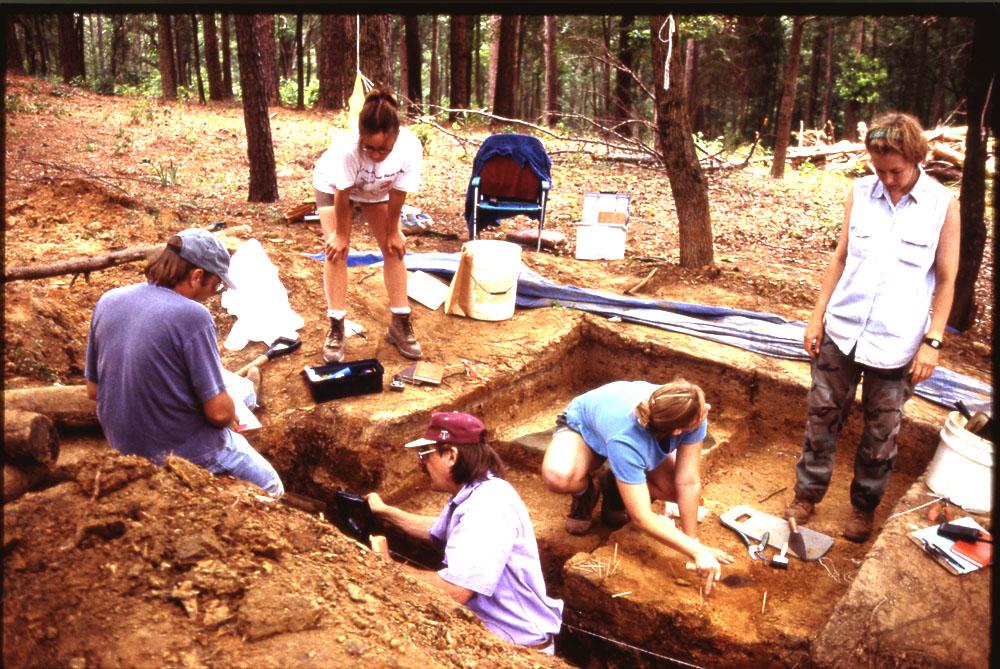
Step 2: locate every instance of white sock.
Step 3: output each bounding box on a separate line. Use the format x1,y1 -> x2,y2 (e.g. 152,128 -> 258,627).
390,306 -> 411,315
327,309 -> 347,320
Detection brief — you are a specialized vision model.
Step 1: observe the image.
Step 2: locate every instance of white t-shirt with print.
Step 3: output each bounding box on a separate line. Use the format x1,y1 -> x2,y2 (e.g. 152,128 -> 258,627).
312,127 -> 422,204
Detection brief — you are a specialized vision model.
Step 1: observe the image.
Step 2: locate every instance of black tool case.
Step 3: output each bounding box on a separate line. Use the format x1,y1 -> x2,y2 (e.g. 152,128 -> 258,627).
302,359 -> 384,402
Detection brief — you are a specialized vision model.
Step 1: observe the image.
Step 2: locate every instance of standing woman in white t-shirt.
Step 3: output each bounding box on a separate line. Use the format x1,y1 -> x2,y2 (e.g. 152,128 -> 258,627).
312,88 -> 423,362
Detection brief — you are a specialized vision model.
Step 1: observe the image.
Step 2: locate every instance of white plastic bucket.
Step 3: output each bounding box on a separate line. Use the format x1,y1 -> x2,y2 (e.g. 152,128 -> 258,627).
464,240 -> 521,321
925,411 -> 993,513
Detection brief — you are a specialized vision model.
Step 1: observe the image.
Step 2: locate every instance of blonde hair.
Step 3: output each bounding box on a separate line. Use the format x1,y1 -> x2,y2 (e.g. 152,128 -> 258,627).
635,379 -> 705,436
865,112 -> 928,165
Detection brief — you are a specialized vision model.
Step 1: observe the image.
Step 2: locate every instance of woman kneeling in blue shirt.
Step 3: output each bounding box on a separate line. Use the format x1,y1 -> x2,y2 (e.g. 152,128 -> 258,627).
542,379 -> 733,594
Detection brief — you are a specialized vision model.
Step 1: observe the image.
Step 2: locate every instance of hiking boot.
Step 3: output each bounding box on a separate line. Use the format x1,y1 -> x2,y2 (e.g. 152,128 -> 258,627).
565,475 -> 600,536
322,317 -> 346,363
784,497 -> 815,524
386,313 -> 422,360
598,468 -> 629,529
843,507 -> 875,543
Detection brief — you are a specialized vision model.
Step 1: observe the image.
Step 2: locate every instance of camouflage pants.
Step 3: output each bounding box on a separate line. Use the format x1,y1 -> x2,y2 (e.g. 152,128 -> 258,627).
794,334 -> 915,512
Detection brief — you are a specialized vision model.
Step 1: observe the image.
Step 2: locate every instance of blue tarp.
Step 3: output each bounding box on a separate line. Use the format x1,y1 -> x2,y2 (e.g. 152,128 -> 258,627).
308,250 -> 992,415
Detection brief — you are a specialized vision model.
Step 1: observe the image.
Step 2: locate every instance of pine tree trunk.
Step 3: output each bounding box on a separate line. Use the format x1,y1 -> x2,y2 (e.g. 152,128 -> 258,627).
843,17 -> 864,141
234,15 -> 279,203
804,23 -> 823,129
156,14 -> 178,100
359,15 -> 392,89
296,14 -> 304,110
256,15 -> 279,106
58,14 -> 85,82
190,15 -> 206,104
429,15 -> 440,109
202,13 -> 224,101
449,15 -> 472,121
172,15 -> 190,87
650,16 -> 713,268
770,16 -> 806,179
929,17 -> 950,126
947,15 -> 991,331
221,13 -> 233,98
6,17 -> 25,74
491,16 -> 519,118
318,15 -> 353,110
819,17 -> 834,135
613,15 -> 636,137
474,17 -> 483,107
487,15 -> 501,109
403,16 -> 422,113
543,16 -> 559,126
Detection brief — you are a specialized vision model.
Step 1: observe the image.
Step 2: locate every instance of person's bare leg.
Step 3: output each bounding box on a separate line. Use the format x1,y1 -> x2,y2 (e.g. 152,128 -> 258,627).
364,203 -> 408,308
542,428 -> 604,535
646,452 -> 678,502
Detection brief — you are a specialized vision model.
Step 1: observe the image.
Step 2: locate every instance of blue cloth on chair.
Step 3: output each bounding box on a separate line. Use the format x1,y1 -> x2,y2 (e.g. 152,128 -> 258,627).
463,134 -> 552,230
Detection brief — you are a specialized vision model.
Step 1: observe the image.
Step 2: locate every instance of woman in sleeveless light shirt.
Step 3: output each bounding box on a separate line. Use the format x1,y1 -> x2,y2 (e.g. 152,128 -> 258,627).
784,112 -> 960,542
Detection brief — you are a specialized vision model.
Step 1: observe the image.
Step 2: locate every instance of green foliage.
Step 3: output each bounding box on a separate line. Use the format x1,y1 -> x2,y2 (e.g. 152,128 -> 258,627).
129,99 -> 155,125
151,160 -> 179,187
7,343 -> 58,383
5,93 -> 28,113
409,122 -> 434,149
834,52 -> 888,106
82,141 -> 98,152
279,77 -> 320,107
113,127 -> 133,155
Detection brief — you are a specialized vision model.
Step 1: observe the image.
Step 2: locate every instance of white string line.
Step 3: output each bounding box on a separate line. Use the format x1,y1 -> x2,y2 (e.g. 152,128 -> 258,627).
562,621 -> 708,668
388,549 -> 707,667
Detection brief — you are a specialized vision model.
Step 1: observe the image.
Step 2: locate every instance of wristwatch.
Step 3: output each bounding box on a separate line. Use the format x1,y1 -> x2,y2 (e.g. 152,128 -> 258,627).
923,336 -> 943,350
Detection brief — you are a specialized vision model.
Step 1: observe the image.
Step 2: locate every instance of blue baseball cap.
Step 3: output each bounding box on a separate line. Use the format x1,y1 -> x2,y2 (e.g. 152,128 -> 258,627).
174,228 -> 236,289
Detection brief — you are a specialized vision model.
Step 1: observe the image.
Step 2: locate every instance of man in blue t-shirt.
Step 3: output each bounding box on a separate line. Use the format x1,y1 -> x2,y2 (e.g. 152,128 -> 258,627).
541,380 -> 732,593
84,228 -> 283,496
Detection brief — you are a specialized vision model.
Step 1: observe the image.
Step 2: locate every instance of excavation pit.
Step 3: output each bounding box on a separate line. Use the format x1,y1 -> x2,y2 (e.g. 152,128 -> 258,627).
262,312 -> 989,668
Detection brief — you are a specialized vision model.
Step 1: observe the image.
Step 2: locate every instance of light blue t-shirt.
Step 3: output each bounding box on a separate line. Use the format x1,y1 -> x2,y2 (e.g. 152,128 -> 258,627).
84,283 -> 228,463
564,381 -> 708,485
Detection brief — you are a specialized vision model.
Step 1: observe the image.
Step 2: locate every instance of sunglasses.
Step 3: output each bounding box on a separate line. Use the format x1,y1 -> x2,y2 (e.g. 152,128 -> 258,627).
416,447 -> 437,462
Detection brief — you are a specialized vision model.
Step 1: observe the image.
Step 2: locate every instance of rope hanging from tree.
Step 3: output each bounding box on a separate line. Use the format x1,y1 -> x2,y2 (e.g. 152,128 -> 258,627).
657,15 -> 676,92
347,14 -> 375,132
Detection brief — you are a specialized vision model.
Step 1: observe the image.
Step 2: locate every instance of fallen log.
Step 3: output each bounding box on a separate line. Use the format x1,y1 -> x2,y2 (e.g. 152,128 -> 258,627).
3,244 -> 160,283
3,463 -> 54,502
4,385 -> 98,428
3,409 -> 59,465
931,142 -> 964,168
3,225 -> 253,283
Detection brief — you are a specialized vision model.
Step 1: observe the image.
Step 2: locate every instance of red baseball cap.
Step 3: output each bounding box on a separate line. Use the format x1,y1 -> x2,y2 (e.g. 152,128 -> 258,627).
405,411 -> 486,448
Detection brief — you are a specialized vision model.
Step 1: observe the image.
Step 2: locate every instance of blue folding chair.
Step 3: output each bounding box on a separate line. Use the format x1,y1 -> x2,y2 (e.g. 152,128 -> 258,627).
463,134 -> 552,251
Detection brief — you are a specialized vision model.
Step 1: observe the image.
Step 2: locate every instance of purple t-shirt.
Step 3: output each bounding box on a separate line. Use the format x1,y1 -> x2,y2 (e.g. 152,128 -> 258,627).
429,475 -> 563,646
84,283 -> 228,463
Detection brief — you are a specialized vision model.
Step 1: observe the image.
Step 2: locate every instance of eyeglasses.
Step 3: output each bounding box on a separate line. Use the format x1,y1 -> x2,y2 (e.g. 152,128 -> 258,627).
360,133 -> 398,158
416,447 -> 437,462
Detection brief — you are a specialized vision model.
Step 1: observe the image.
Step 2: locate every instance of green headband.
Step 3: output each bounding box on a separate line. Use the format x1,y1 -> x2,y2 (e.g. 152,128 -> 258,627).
867,127 -> 902,142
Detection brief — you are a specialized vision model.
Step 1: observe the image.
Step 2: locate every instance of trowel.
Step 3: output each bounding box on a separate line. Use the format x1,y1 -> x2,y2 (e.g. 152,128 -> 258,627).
720,505 -> 833,561
234,336 -> 301,376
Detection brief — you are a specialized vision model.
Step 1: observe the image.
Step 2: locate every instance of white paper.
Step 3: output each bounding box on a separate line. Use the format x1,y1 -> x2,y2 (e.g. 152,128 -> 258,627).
407,270 -> 449,310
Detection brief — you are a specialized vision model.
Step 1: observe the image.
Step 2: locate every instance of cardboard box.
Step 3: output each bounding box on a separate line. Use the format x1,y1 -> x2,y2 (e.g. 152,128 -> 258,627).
303,359 -> 384,402
576,192 -> 630,260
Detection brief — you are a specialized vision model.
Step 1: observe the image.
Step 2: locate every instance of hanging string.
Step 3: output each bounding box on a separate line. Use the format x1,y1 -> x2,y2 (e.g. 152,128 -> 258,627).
354,14 -> 374,92
657,15 -> 676,91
